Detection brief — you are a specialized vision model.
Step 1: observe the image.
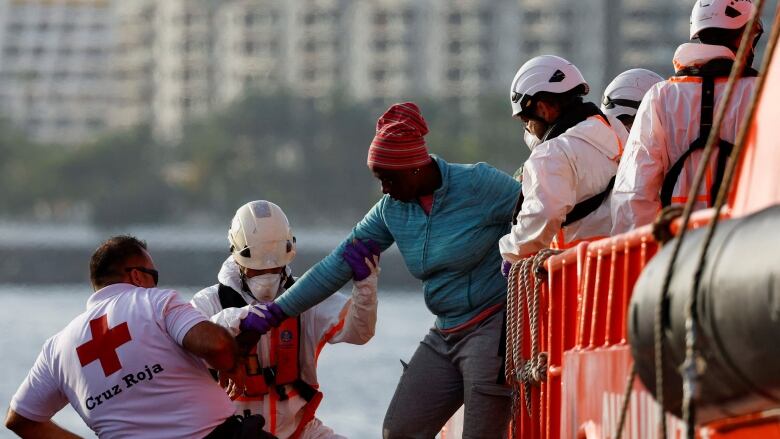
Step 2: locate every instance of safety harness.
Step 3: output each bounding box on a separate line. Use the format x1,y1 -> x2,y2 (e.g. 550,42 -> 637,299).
660,59 -> 758,207
512,101 -> 617,227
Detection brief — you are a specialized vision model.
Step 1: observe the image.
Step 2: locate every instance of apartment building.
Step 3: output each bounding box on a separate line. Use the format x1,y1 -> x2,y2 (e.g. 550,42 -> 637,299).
213,0 -> 352,104
116,0 -> 694,140
0,0 -> 114,144
612,0 -> 690,80
111,0 -> 154,132
347,0 -> 521,105
0,0 -> 723,143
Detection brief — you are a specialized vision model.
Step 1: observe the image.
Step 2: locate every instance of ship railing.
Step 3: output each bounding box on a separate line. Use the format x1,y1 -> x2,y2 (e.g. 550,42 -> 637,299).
507,209 -> 729,439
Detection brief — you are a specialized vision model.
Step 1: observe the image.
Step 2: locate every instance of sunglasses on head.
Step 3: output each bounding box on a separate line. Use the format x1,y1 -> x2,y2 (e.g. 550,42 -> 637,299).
125,266 -> 159,286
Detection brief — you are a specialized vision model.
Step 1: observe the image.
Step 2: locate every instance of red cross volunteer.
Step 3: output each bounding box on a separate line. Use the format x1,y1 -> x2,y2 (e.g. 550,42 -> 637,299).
5,236 -> 246,439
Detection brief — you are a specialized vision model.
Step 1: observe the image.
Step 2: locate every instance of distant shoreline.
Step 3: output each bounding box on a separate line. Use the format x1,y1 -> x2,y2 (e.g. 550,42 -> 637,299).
0,222 -> 415,287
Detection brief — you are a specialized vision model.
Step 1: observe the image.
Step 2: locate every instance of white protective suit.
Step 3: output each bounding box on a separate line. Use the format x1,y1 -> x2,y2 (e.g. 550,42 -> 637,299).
500,113 -> 628,261
611,43 -> 757,235
191,257 -> 378,439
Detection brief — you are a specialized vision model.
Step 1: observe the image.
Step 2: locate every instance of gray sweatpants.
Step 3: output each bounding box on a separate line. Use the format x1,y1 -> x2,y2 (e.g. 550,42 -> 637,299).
382,309 -> 512,439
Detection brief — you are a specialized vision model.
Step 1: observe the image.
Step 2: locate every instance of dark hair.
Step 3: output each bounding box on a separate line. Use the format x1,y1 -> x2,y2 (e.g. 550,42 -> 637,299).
535,85 -> 587,111
89,235 -> 148,289
697,26 -> 747,51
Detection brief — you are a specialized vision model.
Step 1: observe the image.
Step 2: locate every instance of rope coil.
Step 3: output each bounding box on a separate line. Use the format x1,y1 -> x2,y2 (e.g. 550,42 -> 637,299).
505,248 -> 561,423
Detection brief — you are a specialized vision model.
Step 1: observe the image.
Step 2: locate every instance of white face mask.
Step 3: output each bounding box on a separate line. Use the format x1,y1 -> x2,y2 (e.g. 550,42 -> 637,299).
524,129 -> 543,151
245,273 -> 282,302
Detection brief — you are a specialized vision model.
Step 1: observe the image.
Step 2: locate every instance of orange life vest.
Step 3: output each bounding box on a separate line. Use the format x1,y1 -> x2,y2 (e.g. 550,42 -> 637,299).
217,283 -> 322,439
243,317 -> 301,397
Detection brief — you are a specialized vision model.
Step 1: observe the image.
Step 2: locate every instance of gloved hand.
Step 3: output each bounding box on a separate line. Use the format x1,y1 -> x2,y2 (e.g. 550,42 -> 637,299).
239,303 -> 288,335
343,239 -> 381,281
262,302 -> 287,326
501,260 -> 512,278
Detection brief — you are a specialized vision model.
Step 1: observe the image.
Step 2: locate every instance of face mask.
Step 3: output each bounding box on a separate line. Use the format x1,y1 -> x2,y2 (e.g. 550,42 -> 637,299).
524,129 -> 543,151
245,273 -> 282,302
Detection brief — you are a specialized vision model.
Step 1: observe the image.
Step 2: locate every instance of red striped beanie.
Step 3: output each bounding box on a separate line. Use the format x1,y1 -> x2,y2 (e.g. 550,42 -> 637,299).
367,102 -> 432,170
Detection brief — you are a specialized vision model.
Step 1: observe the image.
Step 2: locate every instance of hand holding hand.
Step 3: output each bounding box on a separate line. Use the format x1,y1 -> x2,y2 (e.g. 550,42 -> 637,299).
261,302 -> 287,326
238,303 -> 288,335
343,239 -> 381,281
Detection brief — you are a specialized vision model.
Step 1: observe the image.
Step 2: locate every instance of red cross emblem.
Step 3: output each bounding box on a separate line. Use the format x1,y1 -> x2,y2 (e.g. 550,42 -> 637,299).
76,315 -> 132,377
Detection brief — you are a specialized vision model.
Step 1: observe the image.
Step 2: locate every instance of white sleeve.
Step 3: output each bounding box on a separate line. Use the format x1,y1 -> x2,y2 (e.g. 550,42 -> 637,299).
329,270 -> 378,345
611,86 -> 670,235
189,286 -> 222,318
159,290 -> 208,345
303,294 -> 348,357
10,341 -> 68,422
189,286 -> 250,337
499,145 -> 576,261
208,306 -> 251,337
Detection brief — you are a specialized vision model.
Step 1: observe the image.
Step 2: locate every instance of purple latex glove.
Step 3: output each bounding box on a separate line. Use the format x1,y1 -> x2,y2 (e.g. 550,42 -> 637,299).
239,303 -> 288,334
343,239 -> 380,281
262,302 -> 287,326
501,260 -> 512,278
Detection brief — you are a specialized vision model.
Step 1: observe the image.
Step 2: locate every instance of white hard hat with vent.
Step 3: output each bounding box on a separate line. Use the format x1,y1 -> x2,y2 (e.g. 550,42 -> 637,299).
601,69 -> 664,119
690,0 -> 757,40
510,55 -> 590,118
228,200 -> 296,270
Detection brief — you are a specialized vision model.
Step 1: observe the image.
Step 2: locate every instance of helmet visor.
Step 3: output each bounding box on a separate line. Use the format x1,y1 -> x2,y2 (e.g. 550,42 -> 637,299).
602,96 -> 641,110
511,92 -> 536,119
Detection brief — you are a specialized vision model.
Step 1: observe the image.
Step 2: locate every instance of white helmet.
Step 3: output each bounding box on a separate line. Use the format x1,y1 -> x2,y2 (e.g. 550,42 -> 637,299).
228,200 -> 296,270
601,69 -> 664,119
510,55 -> 590,118
690,0 -> 757,40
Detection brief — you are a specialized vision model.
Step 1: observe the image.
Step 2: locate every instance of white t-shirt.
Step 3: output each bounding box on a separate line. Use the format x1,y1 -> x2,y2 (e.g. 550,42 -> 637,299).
10,283 -> 235,439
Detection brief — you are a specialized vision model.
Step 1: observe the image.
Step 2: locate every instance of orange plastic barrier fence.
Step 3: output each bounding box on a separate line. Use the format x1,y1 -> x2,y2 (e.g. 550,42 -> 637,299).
509,220 -> 698,438
560,226 -> 660,439
505,216 -> 780,439
509,226 -> 659,439
578,226 -> 659,350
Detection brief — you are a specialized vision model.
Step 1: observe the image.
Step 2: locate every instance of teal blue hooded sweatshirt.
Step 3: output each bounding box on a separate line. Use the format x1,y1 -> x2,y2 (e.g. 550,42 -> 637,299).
276,156 -> 522,329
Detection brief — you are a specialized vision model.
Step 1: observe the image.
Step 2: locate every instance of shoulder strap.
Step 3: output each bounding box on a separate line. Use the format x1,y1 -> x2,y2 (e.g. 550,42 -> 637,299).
561,113 -> 617,227
516,113 -> 617,228
217,283 -> 248,309
660,76 -> 733,207
283,274 -> 296,289
511,192 -> 524,226
562,176 -> 616,227
512,165 -> 615,229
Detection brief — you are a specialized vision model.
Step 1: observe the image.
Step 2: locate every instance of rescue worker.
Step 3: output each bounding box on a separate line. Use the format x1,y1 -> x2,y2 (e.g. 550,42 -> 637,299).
611,0 -> 763,234
601,68 -> 664,131
254,103 -> 521,438
5,235 -> 261,438
190,200 -> 380,439
500,55 -> 629,263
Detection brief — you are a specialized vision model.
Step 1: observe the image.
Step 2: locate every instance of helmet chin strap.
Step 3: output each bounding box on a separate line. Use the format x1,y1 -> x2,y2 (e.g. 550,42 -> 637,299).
540,123 -> 556,143
280,267 -> 290,289
524,113 -> 551,141
239,269 -> 252,296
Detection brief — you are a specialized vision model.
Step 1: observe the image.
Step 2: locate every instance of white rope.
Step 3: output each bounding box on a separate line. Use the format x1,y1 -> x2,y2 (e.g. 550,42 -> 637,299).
505,249 -> 562,419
